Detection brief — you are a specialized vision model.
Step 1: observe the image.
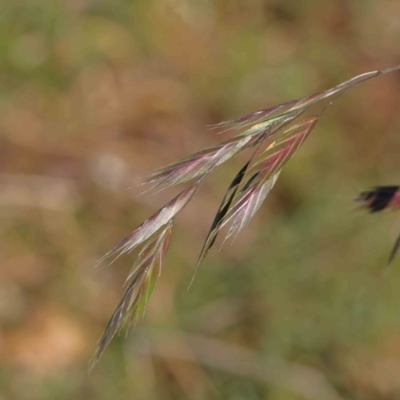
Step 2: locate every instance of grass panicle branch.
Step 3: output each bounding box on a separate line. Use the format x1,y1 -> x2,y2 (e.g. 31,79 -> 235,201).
91,65 -> 400,368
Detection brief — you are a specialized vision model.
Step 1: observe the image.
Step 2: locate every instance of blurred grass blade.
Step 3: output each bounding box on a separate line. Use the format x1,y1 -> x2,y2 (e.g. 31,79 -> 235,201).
387,233 -> 400,270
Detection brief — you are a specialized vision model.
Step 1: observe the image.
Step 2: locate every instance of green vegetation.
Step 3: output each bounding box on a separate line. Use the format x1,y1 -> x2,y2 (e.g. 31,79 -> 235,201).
1,1 -> 400,399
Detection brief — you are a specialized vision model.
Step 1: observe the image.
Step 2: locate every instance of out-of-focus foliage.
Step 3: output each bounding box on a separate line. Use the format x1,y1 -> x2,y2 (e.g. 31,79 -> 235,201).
1,0 -> 400,399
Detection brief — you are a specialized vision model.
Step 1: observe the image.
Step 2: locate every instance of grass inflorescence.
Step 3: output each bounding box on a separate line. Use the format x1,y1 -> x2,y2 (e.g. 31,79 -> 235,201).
91,65 -> 400,369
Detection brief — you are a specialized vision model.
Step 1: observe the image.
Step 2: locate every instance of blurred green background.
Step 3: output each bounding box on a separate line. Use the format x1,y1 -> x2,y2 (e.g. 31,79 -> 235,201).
1,0 -> 400,399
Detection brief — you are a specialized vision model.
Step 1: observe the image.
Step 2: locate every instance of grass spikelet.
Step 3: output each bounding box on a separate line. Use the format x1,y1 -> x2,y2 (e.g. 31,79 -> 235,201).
145,135 -> 259,190
224,173 -> 281,241
245,115 -> 319,185
194,161 -> 253,275
90,223 -> 173,371
210,69 -> 387,134
195,115 -> 319,270
97,181 -> 200,265
356,186 -> 400,270
356,186 -> 400,213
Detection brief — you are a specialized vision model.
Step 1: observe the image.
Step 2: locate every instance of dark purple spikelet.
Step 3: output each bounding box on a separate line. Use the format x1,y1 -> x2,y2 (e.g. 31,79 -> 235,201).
356,185 -> 400,268
357,186 -> 400,213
